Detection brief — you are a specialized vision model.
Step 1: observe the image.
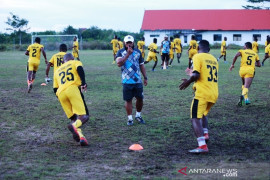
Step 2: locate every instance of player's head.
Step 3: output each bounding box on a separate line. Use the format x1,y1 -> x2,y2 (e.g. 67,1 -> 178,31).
63,53 -> 74,62
164,35 -> 168,40
114,35 -> 118,39
224,37 -> 227,41
118,37 -> 121,41
153,38 -> 157,44
175,34 -> 180,38
73,36 -> 77,41
198,40 -> 210,53
35,37 -> 41,43
59,44 -> 67,52
170,36 -> 174,41
191,35 -> 196,40
141,37 -> 145,41
254,37 -> 258,41
124,35 -> 134,49
267,36 -> 270,43
244,42 -> 252,49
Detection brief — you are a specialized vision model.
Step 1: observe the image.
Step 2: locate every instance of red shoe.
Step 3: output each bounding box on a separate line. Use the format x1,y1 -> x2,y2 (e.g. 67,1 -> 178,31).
68,124 -> 80,142
204,133 -> 209,143
188,145 -> 209,154
80,137 -> 88,146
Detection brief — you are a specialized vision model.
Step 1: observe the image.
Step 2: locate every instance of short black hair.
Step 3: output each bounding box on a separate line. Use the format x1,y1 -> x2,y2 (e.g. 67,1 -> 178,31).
114,35 -> 117,39
141,37 -> 145,41
35,37 -> 41,43
199,40 -> 210,52
191,35 -> 196,40
153,38 -> 157,43
170,36 -> 174,41
59,44 -> 67,52
245,42 -> 252,49
254,37 -> 258,41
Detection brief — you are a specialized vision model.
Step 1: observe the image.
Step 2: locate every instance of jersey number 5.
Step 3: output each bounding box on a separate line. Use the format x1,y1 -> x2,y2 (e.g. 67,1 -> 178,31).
59,68 -> 74,84
246,56 -> 252,65
207,65 -> 218,82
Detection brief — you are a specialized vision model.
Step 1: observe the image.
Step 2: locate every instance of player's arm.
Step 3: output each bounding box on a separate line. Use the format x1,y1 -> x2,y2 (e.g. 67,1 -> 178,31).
77,66 -> 87,92
138,52 -> 147,86
117,46 -> 133,67
229,52 -> 241,71
41,47 -> 48,64
255,54 -> 261,67
25,50 -> 29,56
179,71 -> 200,90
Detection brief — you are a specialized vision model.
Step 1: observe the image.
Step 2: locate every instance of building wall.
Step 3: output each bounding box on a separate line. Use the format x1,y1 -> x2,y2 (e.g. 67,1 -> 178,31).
143,30 -> 270,47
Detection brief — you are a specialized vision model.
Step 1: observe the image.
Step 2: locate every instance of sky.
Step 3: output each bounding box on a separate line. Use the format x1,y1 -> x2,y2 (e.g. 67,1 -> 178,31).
0,0 -> 248,33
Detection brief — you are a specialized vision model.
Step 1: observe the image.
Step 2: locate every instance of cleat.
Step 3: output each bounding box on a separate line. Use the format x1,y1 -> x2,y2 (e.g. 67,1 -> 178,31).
152,69 -> 155,72
68,124 -> 80,142
245,99 -> 251,105
204,133 -> 209,143
224,61 -> 228,63
135,116 -> 145,124
127,120 -> 133,126
80,137 -> 88,146
189,145 -> 208,154
178,60 -> 180,63
238,95 -> 244,107
262,62 -> 264,66
27,83 -> 33,93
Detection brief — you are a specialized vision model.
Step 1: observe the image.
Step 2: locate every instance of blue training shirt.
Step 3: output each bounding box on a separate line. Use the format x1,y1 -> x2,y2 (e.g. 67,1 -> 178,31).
161,40 -> 170,54
116,48 -> 144,84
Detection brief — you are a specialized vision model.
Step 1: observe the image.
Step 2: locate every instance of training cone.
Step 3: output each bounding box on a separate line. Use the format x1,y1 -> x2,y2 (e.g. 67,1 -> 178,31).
129,144 -> 144,151
41,83 -> 47,86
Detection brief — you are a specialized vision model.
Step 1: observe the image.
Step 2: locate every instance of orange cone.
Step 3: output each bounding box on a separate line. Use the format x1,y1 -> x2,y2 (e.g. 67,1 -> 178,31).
129,144 -> 143,151
41,83 -> 47,86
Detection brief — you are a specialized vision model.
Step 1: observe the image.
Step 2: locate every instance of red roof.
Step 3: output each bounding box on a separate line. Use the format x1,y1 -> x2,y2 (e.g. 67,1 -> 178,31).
141,10 -> 270,31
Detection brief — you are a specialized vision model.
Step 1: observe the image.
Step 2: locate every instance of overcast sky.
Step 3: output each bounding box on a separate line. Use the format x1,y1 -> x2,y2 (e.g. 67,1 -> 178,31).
0,0 -> 248,33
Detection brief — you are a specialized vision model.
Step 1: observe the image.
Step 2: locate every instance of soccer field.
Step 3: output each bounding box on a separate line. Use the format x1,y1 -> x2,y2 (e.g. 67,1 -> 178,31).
0,49 -> 269,179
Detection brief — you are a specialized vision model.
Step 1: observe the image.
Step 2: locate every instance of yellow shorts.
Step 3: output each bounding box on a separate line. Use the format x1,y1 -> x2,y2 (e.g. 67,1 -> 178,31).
190,98 -> 215,119
239,68 -> 255,78
221,51 -> 226,56
175,47 -> 181,53
189,51 -> 197,59
27,61 -> 40,72
58,85 -> 88,118
169,53 -> 174,59
146,54 -> 157,62
72,51 -> 79,58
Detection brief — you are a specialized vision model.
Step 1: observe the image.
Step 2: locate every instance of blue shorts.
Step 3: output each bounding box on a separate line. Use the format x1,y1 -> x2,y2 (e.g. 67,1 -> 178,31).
123,83 -> 143,101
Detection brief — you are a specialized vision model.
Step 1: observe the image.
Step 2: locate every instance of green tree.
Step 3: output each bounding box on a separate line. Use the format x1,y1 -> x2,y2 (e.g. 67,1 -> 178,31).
5,12 -> 29,46
243,0 -> 270,9
63,25 -> 78,35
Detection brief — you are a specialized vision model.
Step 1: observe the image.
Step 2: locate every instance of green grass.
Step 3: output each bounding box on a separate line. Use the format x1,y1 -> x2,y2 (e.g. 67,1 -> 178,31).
0,48 -> 269,179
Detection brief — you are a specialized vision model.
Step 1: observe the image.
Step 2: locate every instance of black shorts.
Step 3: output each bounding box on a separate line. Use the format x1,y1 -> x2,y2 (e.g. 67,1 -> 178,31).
162,53 -> 169,61
123,83 -> 144,101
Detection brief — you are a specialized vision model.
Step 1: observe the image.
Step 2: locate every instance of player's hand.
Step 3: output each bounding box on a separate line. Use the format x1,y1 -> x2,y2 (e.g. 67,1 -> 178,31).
185,67 -> 193,76
179,78 -> 190,90
127,45 -> 133,55
229,64 -> 234,71
81,84 -> 87,93
144,78 -> 148,86
45,60 -> 48,64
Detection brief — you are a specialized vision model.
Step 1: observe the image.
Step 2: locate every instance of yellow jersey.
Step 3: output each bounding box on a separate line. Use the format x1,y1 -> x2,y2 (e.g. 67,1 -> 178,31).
265,40 -> 268,47
173,38 -> 182,51
239,49 -> 259,70
252,41 -> 259,53
189,40 -> 198,52
221,41 -> 226,52
193,53 -> 219,103
118,41 -> 124,49
27,43 -> 44,63
148,43 -> 158,56
265,44 -> 270,55
111,39 -> 118,49
170,42 -> 175,55
73,41 -> 79,52
137,41 -> 145,52
55,60 -> 83,96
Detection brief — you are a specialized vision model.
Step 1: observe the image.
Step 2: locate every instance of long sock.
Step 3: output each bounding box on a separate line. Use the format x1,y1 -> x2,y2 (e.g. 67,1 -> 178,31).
135,111 -> 141,117
73,119 -> 82,128
128,115 -> 133,121
77,128 -> 84,138
197,136 -> 206,147
242,88 -> 249,100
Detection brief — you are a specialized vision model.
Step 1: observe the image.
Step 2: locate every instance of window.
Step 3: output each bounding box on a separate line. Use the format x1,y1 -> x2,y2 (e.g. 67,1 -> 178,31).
233,34 -> 241,41
213,34 -> 222,41
150,34 -> 160,37
184,35 -> 187,43
253,34 -> 261,41
196,34 -> 202,41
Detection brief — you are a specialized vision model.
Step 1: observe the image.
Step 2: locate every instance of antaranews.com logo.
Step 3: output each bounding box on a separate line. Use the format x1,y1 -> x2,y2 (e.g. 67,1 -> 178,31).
178,167 -> 237,177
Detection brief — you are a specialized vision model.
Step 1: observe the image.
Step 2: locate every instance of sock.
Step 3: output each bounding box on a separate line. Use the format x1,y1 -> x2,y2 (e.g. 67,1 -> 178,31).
77,128 -> 84,138
128,115 -> 133,121
203,128 -> 208,134
72,119 -> 82,128
135,111 -> 141,117
197,136 -> 206,147
242,88 -> 249,100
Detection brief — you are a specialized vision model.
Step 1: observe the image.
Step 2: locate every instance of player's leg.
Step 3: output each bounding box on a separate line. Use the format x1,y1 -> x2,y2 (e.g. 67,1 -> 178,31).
238,76 -> 245,106
177,53 -> 182,64
161,54 -> 165,68
165,54 -> 169,67
123,84 -> 134,125
243,77 -> 254,105
152,56 -> 158,71
261,53 -> 269,66
134,83 -> 145,124
224,52 -> 227,63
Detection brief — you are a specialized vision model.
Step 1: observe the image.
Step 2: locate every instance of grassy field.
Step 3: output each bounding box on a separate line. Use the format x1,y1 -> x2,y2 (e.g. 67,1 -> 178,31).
0,48 -> 269,179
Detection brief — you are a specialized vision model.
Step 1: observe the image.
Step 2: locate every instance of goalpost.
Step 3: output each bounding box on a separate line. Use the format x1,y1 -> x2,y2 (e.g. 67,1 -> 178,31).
31,34 -> 78,51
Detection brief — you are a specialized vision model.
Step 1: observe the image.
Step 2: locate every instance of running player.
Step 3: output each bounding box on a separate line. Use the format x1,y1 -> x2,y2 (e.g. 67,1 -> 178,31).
179,40 -> 218,154
54,53 -> 89,146
229,42 -> 261,106
187,35 -> 198,69
72,36 -> 80,61
45,44 -> 67,94
111,35 -> 119,64
218,37 -> 227,63
173,34 -> 182,64
118,37 -> 124,49
137,37 -> 145,61
160,35 -> 171,69
144,38 -> 159,71
262,36 -> 270,66
25,37 -> 47,93
252,37 -> 259,54
169,36 -> 175,66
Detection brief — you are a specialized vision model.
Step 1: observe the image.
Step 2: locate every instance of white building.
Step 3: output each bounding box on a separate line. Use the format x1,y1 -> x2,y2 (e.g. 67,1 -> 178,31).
141,10 -> 270,46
